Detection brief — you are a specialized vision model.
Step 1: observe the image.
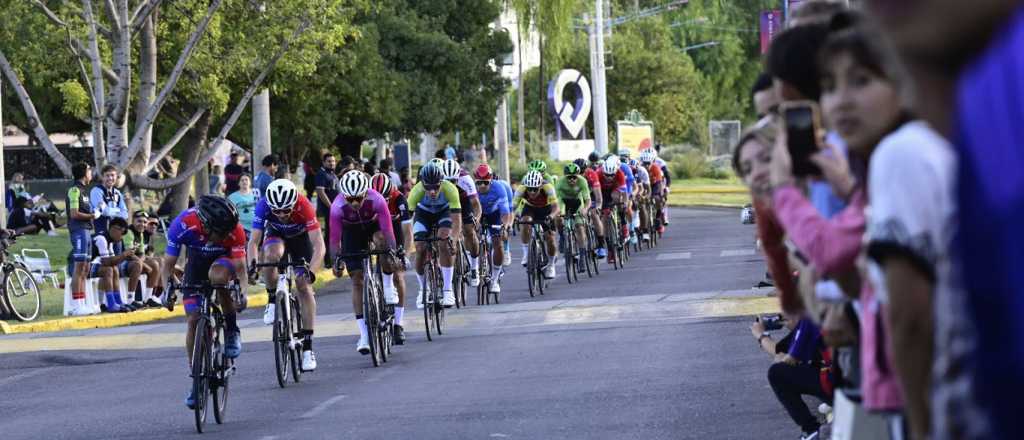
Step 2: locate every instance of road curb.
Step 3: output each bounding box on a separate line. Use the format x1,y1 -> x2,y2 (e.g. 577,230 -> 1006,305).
0,269 -> 336,335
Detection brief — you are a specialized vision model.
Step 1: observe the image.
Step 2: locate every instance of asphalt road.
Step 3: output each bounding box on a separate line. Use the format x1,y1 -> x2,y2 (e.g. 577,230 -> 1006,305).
0,207 -> 809,440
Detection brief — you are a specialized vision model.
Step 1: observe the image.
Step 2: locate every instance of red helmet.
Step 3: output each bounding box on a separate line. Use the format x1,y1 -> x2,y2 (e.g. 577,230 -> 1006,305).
370,173 -> 393,195
473,163 -> 494,180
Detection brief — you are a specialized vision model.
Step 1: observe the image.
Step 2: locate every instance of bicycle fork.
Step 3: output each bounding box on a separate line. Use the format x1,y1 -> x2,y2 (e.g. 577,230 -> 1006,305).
276,276 -> 301,352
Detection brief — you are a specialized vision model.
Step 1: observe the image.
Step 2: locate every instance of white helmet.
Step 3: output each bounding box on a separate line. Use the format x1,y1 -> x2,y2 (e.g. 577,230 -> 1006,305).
602,157 -> 620,175
265,179 -> 298,210
522,170 -> 544,188
338,170 -> 370,198
441,159 -> 461,180
639,149 -> 655,164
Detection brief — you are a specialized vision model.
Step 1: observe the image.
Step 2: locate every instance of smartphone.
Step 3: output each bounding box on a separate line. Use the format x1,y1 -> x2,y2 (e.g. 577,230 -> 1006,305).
781,101 -> 823,177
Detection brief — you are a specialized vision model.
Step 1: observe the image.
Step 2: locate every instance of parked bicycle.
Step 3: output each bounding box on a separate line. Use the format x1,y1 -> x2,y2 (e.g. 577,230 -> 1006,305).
0,231 -> 41,322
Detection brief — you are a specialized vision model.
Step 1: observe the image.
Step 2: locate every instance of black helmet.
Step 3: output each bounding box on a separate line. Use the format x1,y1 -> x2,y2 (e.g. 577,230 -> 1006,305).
587,152 -> 600,163
419,163 -> 443,186
196,195 -> 239,234
573,158 -> 588,171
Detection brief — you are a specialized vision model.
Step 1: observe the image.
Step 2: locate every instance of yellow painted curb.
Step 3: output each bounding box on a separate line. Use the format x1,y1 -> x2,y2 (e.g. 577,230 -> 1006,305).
672,186 -> 748,194
0,270 -> 336,335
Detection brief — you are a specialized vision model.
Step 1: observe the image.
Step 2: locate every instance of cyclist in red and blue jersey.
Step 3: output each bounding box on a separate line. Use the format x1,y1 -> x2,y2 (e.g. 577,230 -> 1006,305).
491,173 -> 515,267
472,164 -> 512,293
575,158 -> 606,258
329,170 -> 401,353
598,158 -> 629,264
161,195 -> 248,409
249,178 -> 326,371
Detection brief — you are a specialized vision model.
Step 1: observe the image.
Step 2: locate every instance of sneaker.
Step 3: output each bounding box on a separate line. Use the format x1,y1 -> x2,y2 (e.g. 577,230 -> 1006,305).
47,230 -> 59,237
145,297 -> 162,308
416,288 -> 426,309
224,330 -> 242,359
68,304 -> 93,317
393,325 -> 406,345
301,350 -> 317,371
468,269 -> 480,287
356,334 -> 370,355
543,264 -> 556,279
384,287 -> 399,305
502,252 -> 511,267
800,431 -> 819,440
629,235 -> 638,245
185,390 -> 196,410
596,247 -> 607,259
262,303 -> 276,326
520,254 -> 529,267
441,289 -> 455,307
642,233 -> 650,242
130,300 -> 146,310
160,290 -> 177,312
489,280 -> 501,294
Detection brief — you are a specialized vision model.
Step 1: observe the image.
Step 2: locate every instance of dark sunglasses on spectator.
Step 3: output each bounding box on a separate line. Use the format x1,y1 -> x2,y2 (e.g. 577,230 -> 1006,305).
475,180 -> 491,186
272,208 -> 292,215
345,196 -> 364,204
424,184 -> 440,191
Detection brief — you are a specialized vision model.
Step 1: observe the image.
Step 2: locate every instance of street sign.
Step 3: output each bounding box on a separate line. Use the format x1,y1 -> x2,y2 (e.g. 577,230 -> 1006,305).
615,109 -> 654,157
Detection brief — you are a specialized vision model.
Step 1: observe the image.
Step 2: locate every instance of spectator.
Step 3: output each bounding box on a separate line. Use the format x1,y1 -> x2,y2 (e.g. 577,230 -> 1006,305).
89,165 -> 128,237
751,313 -> 832,439
229,174 -> 258,240
125,211 -> 164,308
752,73 -> 780,119
254,153 -> 279,199
362,160 -> 377,176
379,158 -> 401,189
314,152 -> 339,249
224,152 -> 245,194
91,217 -> 139,313
66,162 -> 99,316
336,155 -> 358,175
865,1 -> 1024,438
7,196 -> 58,236
6,172 -> 28,212
788,0 -> 846,28
769,13 -> 910,434
209,164 -> 225,196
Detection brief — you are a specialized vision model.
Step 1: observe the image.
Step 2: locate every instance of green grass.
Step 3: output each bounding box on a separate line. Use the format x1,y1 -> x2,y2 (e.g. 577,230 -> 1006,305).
667,178 -> 750,208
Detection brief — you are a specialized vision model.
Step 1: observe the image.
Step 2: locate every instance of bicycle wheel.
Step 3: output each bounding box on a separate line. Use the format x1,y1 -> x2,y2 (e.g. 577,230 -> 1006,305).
211,323 -> 229,424
563,229 -> 574,285
192,320 -> 211,433
431,263 -> 445,335
272,296 -> 290,388
452,245 -> 463,310
477,238 -> 489,305
289,296 -> 303,382
4,266 -> 41,322
534,238 -> 546,296
364,279 -> 381,367
526,239 -> 536,298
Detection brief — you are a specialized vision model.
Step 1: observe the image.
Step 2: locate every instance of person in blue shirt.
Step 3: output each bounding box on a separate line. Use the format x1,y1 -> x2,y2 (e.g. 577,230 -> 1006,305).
491,171 -> 515,267
89,164 -> 128,235
254,153 -> 279,200
471,164 -> 511,293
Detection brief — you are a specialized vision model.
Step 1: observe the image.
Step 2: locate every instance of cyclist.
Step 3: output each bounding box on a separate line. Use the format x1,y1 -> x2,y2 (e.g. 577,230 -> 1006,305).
647,147 -> 671,225
597,158 -> 629,264
554,163 -> 593,267
407,163 -> 462,307
250,178 -> 325,371
615,151 -> 638,245
528,159 -> 557,184
162,195 -> 248,409
640,149 -> 667,234
441,159 -> 483,288
628,158 -> 651,242
576,158 -> 607,259
472,164 -> 512,293
512,170 -> 560,279
491,170 -> 516,267
370,172 -> 410,344
330,171 -> 401,353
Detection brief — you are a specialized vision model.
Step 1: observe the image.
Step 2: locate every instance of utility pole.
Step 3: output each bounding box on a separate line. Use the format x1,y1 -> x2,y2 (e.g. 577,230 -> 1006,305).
252,89 -> 271,177
517,28 -> 526,163
591,0 -> 611,155
0,80 -> 6,229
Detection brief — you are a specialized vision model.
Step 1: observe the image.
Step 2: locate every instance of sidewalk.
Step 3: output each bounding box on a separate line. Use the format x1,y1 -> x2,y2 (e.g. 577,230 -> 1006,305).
0,269 -> 337,336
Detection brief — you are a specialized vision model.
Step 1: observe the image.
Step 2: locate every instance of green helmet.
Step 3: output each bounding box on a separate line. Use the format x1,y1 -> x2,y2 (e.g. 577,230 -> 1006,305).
527,160 -> 547,172
563,163 -> 581,176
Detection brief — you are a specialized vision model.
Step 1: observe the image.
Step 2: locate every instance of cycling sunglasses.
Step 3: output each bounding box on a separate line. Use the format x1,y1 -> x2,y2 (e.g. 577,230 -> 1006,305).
271,208 -> 292,216
345,196 -> 364,204
424,184 -> 441,191
566,175 -> 579,181
525,187 -> 540,193
475,180 -> 491,186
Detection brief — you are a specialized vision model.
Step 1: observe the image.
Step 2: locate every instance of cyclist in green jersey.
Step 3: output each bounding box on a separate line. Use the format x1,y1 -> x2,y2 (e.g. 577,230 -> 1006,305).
554,163 -> 593,259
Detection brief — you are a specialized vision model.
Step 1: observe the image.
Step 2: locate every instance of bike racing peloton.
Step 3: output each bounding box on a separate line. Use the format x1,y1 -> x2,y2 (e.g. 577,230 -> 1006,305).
406,162 -> 462,307
472,163 -> 512,294
162,195 -> 249,409
330,170 -> 403,352
440,159 -> 483,288
250,178 -> 326,371
513,170 -> 560,279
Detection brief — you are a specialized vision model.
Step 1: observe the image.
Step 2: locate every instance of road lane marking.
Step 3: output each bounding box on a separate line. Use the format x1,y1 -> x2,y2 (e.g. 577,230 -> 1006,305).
656,252 -> 691,260
720,249 -> 755,257
301,394 -> 347,419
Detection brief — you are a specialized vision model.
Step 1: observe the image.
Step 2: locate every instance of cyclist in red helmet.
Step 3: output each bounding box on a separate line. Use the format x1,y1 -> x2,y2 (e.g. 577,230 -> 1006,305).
369,173 -> 411,344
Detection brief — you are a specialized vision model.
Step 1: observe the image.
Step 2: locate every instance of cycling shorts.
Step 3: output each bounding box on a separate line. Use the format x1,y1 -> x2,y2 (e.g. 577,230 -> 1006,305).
183,256 -> 237,315
338,221 -> 381,273
482,211 -> 504,230
413,207 -> 452,241
263,232 -> 313,278
521,205 -> 553,232
562,199 -> 583,217
70,229 -> 92,263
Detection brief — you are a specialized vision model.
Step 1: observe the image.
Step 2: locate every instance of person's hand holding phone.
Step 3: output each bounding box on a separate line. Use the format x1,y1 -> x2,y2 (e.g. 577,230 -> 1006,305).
769,127 -> 795,190
810,142 -> 856,200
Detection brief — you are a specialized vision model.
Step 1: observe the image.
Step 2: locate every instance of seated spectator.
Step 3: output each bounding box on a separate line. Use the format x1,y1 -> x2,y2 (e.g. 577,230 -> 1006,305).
752,313 -> 833,439
7,196 -> 58,236
91,218 -> 141,313
126,211 -> 164,308
209,165 -> 225,196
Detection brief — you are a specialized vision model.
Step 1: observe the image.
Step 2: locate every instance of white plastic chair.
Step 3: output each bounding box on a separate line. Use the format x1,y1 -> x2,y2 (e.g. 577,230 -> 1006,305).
18,249 -> 63,289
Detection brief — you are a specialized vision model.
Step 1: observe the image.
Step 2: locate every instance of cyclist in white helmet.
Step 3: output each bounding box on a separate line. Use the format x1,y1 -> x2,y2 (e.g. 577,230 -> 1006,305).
441,159 -> 483,288
248,178 -> 326,371
512,170 -> 561,279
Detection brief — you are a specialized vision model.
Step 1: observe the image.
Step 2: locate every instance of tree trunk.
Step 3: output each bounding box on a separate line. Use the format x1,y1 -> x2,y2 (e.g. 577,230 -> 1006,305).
168,113 -> 212,214
131,12 -> 157,175
82,0 -> 107,166
517,28 -> 526,162
106,5 -> 132,167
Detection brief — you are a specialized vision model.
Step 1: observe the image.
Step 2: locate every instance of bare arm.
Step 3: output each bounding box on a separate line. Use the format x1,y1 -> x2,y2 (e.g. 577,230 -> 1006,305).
315,187 -> 330,208
247,229 -> 264,265
307,228 -> 326,273
883,256 -> 934,440
161,254 -> 179,288
471,197 -> 482,223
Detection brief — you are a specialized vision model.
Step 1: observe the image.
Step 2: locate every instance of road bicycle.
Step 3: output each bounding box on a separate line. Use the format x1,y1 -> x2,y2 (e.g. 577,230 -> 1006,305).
336,248 -> 396,367
601,204 -> 626,270
0,232 -> 41,322
416,232 -> 449,341
521,220 -> 550,298
476,221 -> 503,305
167,279 -> 240,433
254,259 -> 309,387
558,212 -> 585,285
583,209 -> 600,278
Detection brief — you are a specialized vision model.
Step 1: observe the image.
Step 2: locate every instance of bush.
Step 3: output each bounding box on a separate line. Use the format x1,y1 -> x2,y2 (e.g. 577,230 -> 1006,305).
669,150 -> 733,180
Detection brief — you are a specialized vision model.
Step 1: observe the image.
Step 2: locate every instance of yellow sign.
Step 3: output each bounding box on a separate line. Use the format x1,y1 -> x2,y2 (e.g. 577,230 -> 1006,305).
616,123 -> 654,157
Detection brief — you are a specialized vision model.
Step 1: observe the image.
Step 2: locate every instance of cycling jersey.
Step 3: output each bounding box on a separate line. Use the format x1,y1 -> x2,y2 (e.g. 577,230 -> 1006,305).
619,163 -> 636,195
90,184 -> 128,234
66,181 -> 94,232
494,179 -> 515,214
647,163 -> 664,184
555,176 -> 592,205
166,210 -> 247,261
383,189 -> 411,223
632,165 -> 650,186
512,183 -> 558,211
407,181 -> 462,214
477,182 -> 511,216
583,168 -> 601,190
598,170 -> 627,193
252,194 -> 320,239
328,188 -> 397,248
